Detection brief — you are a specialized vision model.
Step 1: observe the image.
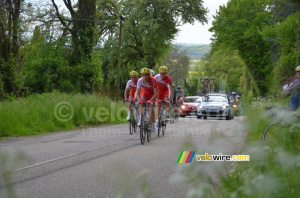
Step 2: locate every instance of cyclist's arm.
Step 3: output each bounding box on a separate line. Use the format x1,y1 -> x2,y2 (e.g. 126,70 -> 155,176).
124,88 -> 129,100
151,88 -> 158,101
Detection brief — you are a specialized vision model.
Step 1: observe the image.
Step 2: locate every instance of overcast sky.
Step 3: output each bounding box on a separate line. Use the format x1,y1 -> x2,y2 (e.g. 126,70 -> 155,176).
174,0 -> 229,45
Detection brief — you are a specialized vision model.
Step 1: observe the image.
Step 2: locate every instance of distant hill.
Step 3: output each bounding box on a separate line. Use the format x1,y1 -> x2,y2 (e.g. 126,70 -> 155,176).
177,44 -> 211,60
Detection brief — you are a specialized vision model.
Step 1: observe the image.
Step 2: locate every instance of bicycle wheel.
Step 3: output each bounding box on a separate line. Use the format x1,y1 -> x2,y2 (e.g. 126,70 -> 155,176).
140,117 -> 145,145
170,108 -> 175,124
147,128 -> 151,142
132,121 -> 137,133
157,117 -> 161,137
262,122 -> 280,142
129,109 -> 134,135
162,121 -> 166,135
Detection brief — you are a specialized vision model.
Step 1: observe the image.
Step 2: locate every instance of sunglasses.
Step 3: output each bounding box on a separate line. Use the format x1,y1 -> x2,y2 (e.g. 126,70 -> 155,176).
160,73 -> 167,75
142,74 -> 150,76
131,76 -> 137,78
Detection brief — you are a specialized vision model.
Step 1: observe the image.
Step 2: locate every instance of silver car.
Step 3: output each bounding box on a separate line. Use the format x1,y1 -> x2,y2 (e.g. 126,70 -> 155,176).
197,95 -> 234,120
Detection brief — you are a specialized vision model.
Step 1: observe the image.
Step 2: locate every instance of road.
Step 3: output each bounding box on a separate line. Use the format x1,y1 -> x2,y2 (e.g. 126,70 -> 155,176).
0,116 -> 247,198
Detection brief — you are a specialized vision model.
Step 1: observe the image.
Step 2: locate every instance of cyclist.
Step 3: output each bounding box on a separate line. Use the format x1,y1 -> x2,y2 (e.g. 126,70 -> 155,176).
154,66 -> 173,127
124,71 -> 138,120
282,65 -> 300,110
172,84 -> 178,115
150,69 -> 155,76
176,86 -> 184,110
136,67 -> 158,132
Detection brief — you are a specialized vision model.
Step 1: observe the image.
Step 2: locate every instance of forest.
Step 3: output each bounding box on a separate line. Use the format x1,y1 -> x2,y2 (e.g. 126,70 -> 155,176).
0,0 -> 299,101
204,0 -> 300,100
0,0 -> 207,100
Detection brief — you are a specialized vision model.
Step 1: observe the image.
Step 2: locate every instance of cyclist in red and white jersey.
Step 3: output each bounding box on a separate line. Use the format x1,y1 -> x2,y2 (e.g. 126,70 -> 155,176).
136,67 -> 158,132
124,71 -> 138,120
155,66 -> 173,125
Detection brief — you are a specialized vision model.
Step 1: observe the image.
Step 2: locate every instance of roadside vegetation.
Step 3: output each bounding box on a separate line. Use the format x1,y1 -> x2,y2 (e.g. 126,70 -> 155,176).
216,103 -> 300,197
169,101 -> 299,198
0,93 -> 127,137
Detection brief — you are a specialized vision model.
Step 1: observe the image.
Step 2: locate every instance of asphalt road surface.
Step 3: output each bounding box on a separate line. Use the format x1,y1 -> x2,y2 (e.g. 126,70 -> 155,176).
0,116 -> 247,198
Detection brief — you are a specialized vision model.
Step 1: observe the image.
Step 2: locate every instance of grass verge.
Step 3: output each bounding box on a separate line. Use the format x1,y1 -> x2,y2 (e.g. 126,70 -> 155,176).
0,93 -> 127,137
217,104 -> 300,198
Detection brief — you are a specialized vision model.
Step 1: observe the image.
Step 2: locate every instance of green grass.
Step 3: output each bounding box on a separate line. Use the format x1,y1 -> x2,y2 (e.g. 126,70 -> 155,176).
217,104 -> 300,198
0,93 -> 127,137
169,101 -> 299,198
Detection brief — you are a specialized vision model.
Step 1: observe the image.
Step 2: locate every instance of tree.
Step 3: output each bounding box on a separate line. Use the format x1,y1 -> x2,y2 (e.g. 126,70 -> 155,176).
51,0 -> 97,63
0,0 -> 23,99
98,0 -> 208,95
163,45 -> 190,87
209,0 -> 273,95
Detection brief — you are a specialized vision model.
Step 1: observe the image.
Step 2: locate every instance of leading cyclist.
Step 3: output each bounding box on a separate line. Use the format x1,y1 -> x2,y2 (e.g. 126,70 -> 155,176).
136,67 -> 158,132
155,66 -> 173,127
124,71 -> 138,120
282,65 -> 300,111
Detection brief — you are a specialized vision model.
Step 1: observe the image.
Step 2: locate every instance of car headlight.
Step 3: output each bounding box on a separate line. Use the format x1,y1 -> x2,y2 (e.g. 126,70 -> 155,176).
199,105 -> 203,109
233,104 -> 237,108
181,105 -> 185,109
222,106 -> 228,109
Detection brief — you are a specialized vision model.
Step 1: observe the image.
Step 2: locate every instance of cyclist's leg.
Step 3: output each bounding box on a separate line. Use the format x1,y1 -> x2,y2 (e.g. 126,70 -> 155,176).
157,91 -> 165,118
165,96 -> 171,115
150,104 -> 155,123
174,101 -> 178,114
138,95 -> 147,126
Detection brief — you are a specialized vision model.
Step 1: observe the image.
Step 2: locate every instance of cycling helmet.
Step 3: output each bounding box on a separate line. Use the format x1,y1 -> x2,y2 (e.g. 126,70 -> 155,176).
159,66 -> 168,73
296,65 -> 300,72
141,67 -> 150,74
130,71 -> 138,76
150,69 -> 155,76
176,86 -> 181,89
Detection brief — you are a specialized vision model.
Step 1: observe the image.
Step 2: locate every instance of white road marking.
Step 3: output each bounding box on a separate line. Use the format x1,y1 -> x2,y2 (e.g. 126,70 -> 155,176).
14,121 -> 201,172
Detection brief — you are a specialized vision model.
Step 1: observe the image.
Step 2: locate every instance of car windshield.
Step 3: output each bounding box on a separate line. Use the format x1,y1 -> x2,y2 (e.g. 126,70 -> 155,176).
203,97 -> 227,103
184,98 -> 200,103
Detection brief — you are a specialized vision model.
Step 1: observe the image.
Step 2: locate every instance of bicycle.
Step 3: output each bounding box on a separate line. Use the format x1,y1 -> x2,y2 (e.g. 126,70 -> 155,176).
261,106 -> 299,142
139,101 -> 154,145
125,100 -> 138,135
157,100 -> 169,137
169,104 -> 175,124
262,106 -> 283,142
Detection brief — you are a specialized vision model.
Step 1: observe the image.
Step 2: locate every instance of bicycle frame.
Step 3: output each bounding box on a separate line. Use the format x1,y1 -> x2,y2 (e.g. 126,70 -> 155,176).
140,102 -> 153,144
157,100 -> 169,136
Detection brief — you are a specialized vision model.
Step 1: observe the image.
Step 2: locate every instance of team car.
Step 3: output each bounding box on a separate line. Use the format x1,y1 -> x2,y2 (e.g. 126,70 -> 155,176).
197,95 -> 235,120
180,96 -> 202,117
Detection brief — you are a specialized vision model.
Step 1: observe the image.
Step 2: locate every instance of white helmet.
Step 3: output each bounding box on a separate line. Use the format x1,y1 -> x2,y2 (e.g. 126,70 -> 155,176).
150,69 -> 155,76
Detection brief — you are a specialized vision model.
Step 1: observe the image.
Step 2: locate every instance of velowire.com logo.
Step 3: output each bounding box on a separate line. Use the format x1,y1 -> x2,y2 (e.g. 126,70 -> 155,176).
176,151 -> 250,163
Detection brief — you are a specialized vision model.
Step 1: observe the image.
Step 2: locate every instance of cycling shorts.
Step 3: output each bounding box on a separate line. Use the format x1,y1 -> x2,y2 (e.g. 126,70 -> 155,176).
141,90 -> 154,101
129,89 -> 136,97
157,89 -> 169,101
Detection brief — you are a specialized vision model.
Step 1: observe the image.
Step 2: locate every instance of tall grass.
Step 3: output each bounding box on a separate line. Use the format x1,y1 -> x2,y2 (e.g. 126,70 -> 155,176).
0,93 -> 127,137
170,101 -> 300,198
216,106 -> 300,198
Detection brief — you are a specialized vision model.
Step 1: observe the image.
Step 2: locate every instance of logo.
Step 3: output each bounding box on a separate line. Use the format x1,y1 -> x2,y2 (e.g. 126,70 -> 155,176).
176,151 -> 196,163
177,152 -> 250,163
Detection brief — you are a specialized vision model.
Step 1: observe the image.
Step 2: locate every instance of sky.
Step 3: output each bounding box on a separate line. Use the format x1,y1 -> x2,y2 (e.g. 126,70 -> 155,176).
174,0 -> 229,45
